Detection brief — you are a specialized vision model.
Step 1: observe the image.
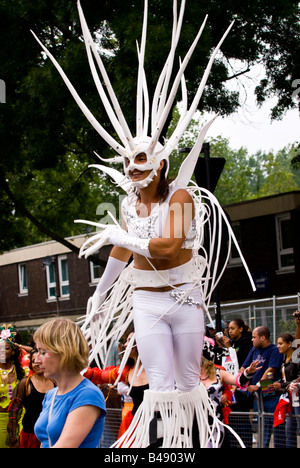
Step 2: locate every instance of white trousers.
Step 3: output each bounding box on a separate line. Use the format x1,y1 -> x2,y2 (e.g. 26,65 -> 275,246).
133,284 -> 205,393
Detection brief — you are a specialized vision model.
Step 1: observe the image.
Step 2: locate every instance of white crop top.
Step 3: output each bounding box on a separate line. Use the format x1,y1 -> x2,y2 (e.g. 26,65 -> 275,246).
121,185 -> 197,249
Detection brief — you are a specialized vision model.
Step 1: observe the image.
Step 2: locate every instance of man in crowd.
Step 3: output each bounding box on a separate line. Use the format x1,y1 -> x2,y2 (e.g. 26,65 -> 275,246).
241,326 -> 284,447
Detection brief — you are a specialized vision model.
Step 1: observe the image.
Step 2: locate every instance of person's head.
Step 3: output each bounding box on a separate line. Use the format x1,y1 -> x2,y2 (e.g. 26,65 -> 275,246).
1,323 -> 17,359
124,332 -> 134,348
0,324 -> 24,380
29,348 -> 43,376
228,319 -> 247,341
201,357 -> 217,379
277,333 -> 294,355
206,320 -> 226,338
130,155 -> 171,201
33,318 -> 89,379
252,326 -> 271,349
124,138 -> 167,190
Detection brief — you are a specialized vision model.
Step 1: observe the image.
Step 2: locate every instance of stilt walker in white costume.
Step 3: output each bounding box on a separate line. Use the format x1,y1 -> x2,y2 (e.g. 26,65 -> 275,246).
32,0 -> 256,448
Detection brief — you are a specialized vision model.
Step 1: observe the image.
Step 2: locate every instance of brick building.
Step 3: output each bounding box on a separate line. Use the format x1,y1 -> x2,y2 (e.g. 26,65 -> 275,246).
0,235 -> 110,331
0,191 -> 299,332
221,190 -> 300,302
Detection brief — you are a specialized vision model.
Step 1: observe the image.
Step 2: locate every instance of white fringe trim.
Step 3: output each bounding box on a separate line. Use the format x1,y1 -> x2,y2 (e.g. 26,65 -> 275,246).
111,385 -> 245,449
179,384 -> 222,448
78,267 -> 136,368
179,384 -> 245,448
111,390 -> 181,448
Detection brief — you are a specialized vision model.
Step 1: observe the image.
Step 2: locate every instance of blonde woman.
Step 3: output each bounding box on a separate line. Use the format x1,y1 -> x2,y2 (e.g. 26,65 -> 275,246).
200,357 -> 262,447
33,318 -> 106,448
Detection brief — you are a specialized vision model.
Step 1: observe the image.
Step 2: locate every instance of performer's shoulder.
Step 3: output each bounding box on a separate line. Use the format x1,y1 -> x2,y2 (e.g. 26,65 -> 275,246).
168,184 -> 194,204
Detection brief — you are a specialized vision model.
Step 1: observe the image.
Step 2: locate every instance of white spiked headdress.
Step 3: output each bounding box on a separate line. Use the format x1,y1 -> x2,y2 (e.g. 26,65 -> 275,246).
32,0 -> 234,191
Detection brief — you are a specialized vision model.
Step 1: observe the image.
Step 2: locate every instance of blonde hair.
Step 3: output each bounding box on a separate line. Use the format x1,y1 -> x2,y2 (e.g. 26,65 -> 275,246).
33,318 -> 89,373
201,356 -> 217,379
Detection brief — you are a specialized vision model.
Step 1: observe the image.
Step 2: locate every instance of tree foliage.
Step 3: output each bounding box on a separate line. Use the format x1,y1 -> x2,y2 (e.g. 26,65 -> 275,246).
0,0 -> 299,253
213,141 -> 300,204
168,106 -> 300,204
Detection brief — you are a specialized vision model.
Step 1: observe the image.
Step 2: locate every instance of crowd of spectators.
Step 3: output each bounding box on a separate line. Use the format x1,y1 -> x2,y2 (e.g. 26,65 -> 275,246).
0,311 -> 299,448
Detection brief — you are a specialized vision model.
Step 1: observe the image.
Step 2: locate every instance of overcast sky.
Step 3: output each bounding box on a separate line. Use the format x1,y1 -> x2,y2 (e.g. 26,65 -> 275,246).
204,64 -> 300,155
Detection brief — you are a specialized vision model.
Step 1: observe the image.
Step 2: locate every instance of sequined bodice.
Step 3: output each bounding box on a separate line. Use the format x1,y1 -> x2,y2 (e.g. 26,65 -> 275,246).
122,186 -> 197,248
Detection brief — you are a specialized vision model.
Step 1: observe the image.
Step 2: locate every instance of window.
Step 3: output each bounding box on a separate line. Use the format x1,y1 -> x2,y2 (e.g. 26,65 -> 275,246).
58,255 -> 70,297
45,256 -> 70,301
18,263 -> 28,295
275,213 -> 295,273
46,262 -> 57,300
90,261 -> 103,284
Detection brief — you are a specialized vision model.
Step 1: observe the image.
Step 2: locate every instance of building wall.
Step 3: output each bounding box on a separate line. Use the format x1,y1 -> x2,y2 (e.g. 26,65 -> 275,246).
219,206 -> 300,301
0,252 -> 94,324
1,193 -> 299,328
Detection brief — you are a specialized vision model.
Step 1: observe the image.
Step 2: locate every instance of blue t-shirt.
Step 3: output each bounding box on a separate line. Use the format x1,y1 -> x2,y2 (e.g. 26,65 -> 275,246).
34,378 -> 106,448
242,343 -> 284,385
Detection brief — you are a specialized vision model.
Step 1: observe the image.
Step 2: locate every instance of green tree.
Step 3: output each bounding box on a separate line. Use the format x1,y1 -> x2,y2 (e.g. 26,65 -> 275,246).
211,138 -> 254,204
0,0 -> 119,254
291,143 -> 300,171
256,147 -> 299,197
212,142 -> 300,204
166,106 -> 300,204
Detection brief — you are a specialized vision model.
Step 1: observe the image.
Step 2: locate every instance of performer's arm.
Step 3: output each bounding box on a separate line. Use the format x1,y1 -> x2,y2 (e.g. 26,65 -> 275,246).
84,365 -> 130,386
7,379 -> 27,448
88,247 -> 131,314
221,360 -> 262,388
148,189 -> 194,260
107,189 -> 194,260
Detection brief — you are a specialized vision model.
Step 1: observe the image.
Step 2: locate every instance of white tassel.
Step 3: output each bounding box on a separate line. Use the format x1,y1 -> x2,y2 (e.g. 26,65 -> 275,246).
78,266 -> 136,367
178,385 -> 220,448
179,384 -> 246,448
112,390 -> 181,448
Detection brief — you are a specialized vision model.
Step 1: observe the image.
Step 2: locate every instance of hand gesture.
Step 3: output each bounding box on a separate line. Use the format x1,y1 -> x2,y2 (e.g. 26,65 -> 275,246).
246,359 -> 262,376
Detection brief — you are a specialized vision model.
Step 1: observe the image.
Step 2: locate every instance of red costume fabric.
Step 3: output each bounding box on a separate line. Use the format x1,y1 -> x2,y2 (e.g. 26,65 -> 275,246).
84,365 -> 130,386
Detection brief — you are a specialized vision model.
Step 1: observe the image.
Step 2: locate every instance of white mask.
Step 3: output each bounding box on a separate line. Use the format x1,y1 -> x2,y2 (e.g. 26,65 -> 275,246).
123,137 -> 167,188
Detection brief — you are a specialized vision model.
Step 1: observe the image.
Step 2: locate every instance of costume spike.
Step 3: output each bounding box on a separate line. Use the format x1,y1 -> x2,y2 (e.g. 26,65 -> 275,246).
93,151 -> 124,164
149,14 -> 208,155
77,0 -> 134,149
151,0 -> 186,133
173,115 -> 218,187
176,59 -> 188,130
142,67 -> 150,137
164,20 -> 234,158
91,163 -> 131,192
136,41 -> 150,138
31,29 -> 128,158
136,0 -> 148,137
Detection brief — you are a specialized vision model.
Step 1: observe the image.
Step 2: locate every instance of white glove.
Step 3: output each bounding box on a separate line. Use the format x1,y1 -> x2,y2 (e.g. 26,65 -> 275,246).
87,256 -> 127,318
79,224 -> 151,258
108,226 -> 151,257
86,292 -> 105,320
